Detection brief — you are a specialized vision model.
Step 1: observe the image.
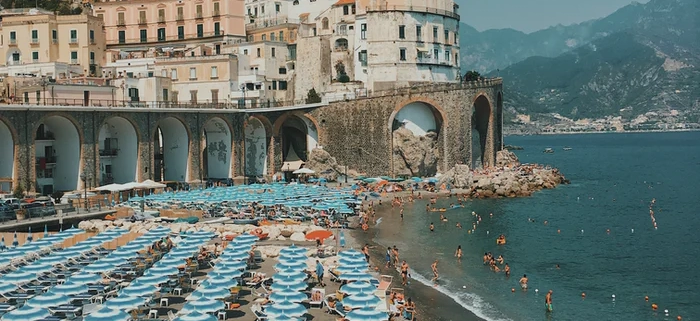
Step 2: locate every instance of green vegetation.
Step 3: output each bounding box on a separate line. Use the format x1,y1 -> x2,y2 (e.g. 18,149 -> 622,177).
12,184 -> 24,200
305,88 -> 321,104
1,0 -> 82,14
462,71 -> 481,82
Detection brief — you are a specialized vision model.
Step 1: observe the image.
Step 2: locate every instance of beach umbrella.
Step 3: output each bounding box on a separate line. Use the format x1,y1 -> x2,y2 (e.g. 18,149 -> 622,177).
68,273 -> 103,285
272,270 -> 307,282
83,306 -> 131,321
172,312 -> 218,321
20,262 -> 52,274
345,308 -> 390,321
0,282 -> 16,294
264,314 -> 300,321
36,254 -> 66,265
279,252 -> 307,261
11,232 -> 18,247
269,290 -> 307,303
269,281 -> 307,292
216,260 -> 247,270
264,300 -> 307,318
200,277 -> 237,289
340,281 -> 376,296
342,293 -> 382,309
234,233 -> 258,243
210,268 -> 244,279
134,274 -> 169,286
83,262 -> 118,273
25,292 -> 72,308
52,282 -> 88,295
159,256 -> 186,266
279,245 -> 308,256
0,305 -> 51,321
64,225 -> 83,235
2,271 -> 36,284
187,286 -> 231,300
336,264 -> 368,274
338,272 -> 374,282
181,299 -> 226,313
43,225 -> 48,238
0,236 -> 5,251
338,249 -> 364,260
120,283 -> 159,297
105,295 -> 148,311
95,256 -> 127,265
26,227 -> 33,243
274,260 -> 307,272
340,256 -> 368,265
218,251 -> 249,262
144,265 -> 178,277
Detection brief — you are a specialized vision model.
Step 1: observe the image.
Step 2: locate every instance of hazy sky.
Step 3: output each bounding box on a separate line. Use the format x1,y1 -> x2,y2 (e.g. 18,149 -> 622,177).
457,0 -> 650,33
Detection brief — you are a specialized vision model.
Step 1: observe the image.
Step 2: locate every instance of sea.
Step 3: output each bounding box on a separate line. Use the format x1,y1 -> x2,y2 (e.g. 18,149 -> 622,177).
371,131 -> 700,321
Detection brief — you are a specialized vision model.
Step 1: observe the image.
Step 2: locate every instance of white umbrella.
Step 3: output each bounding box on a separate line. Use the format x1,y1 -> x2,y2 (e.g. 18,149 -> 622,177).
139,180 -> 167,189
84,306 -> 131,321
293,168 -> 315,174
95,183 -> 126,192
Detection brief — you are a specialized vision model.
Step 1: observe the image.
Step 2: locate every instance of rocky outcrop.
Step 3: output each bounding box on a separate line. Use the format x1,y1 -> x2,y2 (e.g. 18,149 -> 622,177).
496,150 -> 520,167
306,148 -> 345,181
438,164 -> 473,189
469,165 -> 568,198
392,127 -> 439,177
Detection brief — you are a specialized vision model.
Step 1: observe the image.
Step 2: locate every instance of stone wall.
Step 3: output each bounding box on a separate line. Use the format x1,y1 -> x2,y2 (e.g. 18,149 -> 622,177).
293,36 -> 333,101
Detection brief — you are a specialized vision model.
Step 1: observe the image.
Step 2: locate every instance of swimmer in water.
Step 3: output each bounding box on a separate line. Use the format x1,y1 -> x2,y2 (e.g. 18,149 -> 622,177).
519,274 -> 528,290
431,260 -> 439,282
496,255 -> 504,265
504,263 -> 510,277
430,223 -> 434,232
454,245 -> 462,261
456,222 -> 462,229
545,290 -> 553,312
483,253 -> 489,264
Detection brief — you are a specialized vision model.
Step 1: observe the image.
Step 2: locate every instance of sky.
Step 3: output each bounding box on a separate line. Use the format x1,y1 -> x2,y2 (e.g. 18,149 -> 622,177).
456,0 -> 650,33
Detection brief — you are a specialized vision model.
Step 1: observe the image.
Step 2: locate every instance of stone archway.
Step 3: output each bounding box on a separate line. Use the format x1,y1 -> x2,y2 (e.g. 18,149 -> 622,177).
202,117 -> 232,180
389,101 -> 445,177
244,117 -> 268,177
98,116 -> 138,184
154,117 -> 189,182
35,115 -> 82,194
0,120 -> 15,193
497,92 -> 504,150
472,95 -> 492,168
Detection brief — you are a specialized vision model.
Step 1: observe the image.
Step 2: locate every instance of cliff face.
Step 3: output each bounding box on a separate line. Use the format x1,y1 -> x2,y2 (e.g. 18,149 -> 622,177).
392,127 -> 439,177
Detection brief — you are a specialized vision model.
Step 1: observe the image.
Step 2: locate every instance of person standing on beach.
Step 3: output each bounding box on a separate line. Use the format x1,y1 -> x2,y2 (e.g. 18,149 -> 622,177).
454,245 -> 462,261
393,246 -> 400,267
431,260 -> 439,282
316,260 -> 326,287
385,247 -> 392,268
400,207 -> 404,220
362,244 -> 370,263
401,261 -> 410,286
545,290 -> 553,312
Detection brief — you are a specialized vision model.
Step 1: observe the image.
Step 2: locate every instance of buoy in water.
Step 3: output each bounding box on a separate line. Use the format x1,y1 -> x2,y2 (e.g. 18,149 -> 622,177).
557,229 -> 561,234
612,294 -> 616,300
651,303 -> 658,310
581,292 -> 586,298
535,289 -> 539,293
581,229 -> 584,233
486,231 -> 489,235
632,229 -> 634,233
645,296 -> 649,301
606,229 -> 611,234
664,309 -> 668,315
463,286 -> 466,289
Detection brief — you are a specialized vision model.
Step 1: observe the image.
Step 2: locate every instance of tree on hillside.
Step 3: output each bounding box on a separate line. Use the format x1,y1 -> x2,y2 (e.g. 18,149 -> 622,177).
306,88 -> 321,104
1,0 -> 81,14
463,70 -> 482,82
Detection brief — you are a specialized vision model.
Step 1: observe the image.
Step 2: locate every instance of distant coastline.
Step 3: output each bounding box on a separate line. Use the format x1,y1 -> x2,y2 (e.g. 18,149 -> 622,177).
505,128 -> 700,137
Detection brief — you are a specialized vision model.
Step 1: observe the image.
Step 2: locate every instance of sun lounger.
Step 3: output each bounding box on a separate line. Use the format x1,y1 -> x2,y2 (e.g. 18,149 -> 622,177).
309,288 -> 325,308
251,304 -> 268,321
375,275 -> 393,298
328,269 -> 341,282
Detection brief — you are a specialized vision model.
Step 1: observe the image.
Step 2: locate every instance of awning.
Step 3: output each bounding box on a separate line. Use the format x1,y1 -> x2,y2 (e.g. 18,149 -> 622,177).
282,145 -> 305,172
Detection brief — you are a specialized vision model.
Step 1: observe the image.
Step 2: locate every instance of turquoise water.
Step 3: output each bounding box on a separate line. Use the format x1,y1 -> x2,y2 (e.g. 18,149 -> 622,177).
374,132 -> 700,321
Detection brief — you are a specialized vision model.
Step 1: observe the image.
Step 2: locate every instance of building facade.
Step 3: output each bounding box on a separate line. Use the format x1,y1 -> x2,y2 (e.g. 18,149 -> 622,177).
0,10 -> 106,77
94,0 -> 246,48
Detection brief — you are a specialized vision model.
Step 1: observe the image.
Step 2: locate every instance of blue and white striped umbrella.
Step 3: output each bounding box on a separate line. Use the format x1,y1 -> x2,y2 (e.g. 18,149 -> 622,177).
187,287 -> 231,300
94,256 -> 127,265
336,264 -> 368,274
36,255 -> 66,266
2,271 -> 37,284
274,260 -> 307,272
175,243 -> 201,252
173,312 -> 218,321
26,227 -> 33,243
344,308 -> 390,321
269,290 -> 308,303
83,262 -> 117,273
210,268 -> 244,279
83,306 -> 131,321
199,277 -> 237,290
68,273 -> 103,285
180,299 -> 226,313
215,260 -> 247,270
120,283 -> 159,297
0,282 -> 16,294
339,256 -> 368,265
105,295 -> 148,311
43,225 -> 48,238
234,234 -> 259,243
340,281 -> 376,296
338,272 -> 374,282
134,274 -> 169,286
229,238 -> 256,247
0,305 -> 50,321
25,292 -> 72,308
52,282 -> 88,295
338,249 -> 365,260
20,263 -> 52,274
159,256 -> 186,266
266,314 -> 302,321
218,251 -> 248,261
0,236 -> 6,251
341,293 -> 382,309
269,281 -> 307,292
63,226 -> 83,235
273,270 -> 307,281
144,265 -> 178,277
118,243 -> 150,253
11,232 -> 18,247
279,245 -> 307,256
278,256 -> 306,265
264,300 -> 307,318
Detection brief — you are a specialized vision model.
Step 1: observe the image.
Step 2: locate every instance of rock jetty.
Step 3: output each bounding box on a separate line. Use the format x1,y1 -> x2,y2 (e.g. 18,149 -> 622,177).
439,150 -> 569,198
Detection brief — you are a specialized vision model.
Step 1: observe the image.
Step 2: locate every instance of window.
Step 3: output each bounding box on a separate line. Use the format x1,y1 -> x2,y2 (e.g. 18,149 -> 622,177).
162,89 -> 168,102
433,49 -> 439,60
399,48 -> 406,61
189,67 -> 197,80
32,51 -> 39,62
343,5 -> 349,15
360,24 -> 366,40
276,3 -> 280,12
433,27 -> 438,41
31,30 -> 38,42
90,51 -> 95,64
70,29 -> 78,42
158,9 -> 165,22
97,13 -> 103,21
11,52 -> 19,62
9,31 -> 16,44
161,69 -> 167,77
272,81 -> 277,90
444,30 -> 449,43
279,67 -> 287,74
177,7 -> 184,20
70,51 -> 78,64
416,26 -> 422,42
213,2 -> 220,15
352,4 -> 356,14
271,48 -> 275,57
243,49 -> 248,55
214,22 -> 220,36
211,89 -> 219,104
262,34 -> 266,41
322,18 -> 329,30
118,30 -> 125,44
359,50 -> 367,66
171,69 -> 178,80
190,90 -> 198,103
398,25 -> 405,39
89,30 -> 95,43
52,29 -> 57,43
455,52 -> 459,63
139,11 -> 146,24
215,44 -> 220,54
117,12 -> 125,25
270,32 -> 276,41
445,50 -> 450,62
157,28 -> 166,41
197,24 -> 204,38
140,29 -> 147,42
196,5 -> 202,18
172,90 -> 178,102
279,80 -> 287,90
178,26 -> 185,39
256,48 -> 261,57
210,66 -> 218,79
248,35 -> 254,42
288,45 -> 296,60
279,31 -> 284,41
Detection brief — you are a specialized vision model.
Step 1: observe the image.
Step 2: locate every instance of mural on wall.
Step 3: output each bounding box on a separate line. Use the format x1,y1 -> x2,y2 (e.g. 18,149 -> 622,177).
208,140 -> 229,164
244,118 -> 267,177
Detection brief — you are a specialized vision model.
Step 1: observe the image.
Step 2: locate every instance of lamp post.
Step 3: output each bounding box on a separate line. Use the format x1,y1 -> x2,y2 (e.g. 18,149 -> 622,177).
80,172 -> 88,212
239,84 -> 247,108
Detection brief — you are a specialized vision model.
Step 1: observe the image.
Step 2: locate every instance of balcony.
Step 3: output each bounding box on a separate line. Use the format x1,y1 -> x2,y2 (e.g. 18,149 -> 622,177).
35,131 -> 55,141
99,148 -> 118,157
365,4 -> 460,20
158,16 -> 166,23
195,12 -> 203,19
246,17 -> 299,31
31,38 -> 39,44
213,10 -> 220,17
52,39 -> 58,44
69,38 -> 79,45
138,18 -> 147,25
36,157 -> 57,165
101,174 -> 114,185
89,38 -> 95,44
117,19 -> 125,26
71,59 -> 79,65
176,14 -> 184,21
9,38 -> 17,46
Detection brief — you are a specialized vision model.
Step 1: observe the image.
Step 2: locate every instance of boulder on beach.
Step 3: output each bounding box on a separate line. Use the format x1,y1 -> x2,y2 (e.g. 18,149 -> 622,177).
305,148 -> 347,181
496,149 -> 521,167
289,232 -> 306,242
438,164 -> 473,189
392,127 -> 439,177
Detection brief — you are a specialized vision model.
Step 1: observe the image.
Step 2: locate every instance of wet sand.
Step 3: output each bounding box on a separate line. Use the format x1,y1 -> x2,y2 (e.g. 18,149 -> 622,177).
352,192 -> 485,321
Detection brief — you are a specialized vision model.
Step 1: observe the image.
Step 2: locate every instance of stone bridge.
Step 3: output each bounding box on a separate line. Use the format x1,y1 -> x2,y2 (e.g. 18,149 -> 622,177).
0,79 -> 503,194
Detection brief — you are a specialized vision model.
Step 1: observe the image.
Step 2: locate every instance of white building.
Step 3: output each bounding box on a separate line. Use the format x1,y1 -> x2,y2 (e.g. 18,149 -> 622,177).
225,41 -> 291,107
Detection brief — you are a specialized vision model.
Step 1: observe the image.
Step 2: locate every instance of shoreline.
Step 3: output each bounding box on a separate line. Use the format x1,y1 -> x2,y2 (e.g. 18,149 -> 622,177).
505,128 -> 700,137
351,191 -> 487,321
